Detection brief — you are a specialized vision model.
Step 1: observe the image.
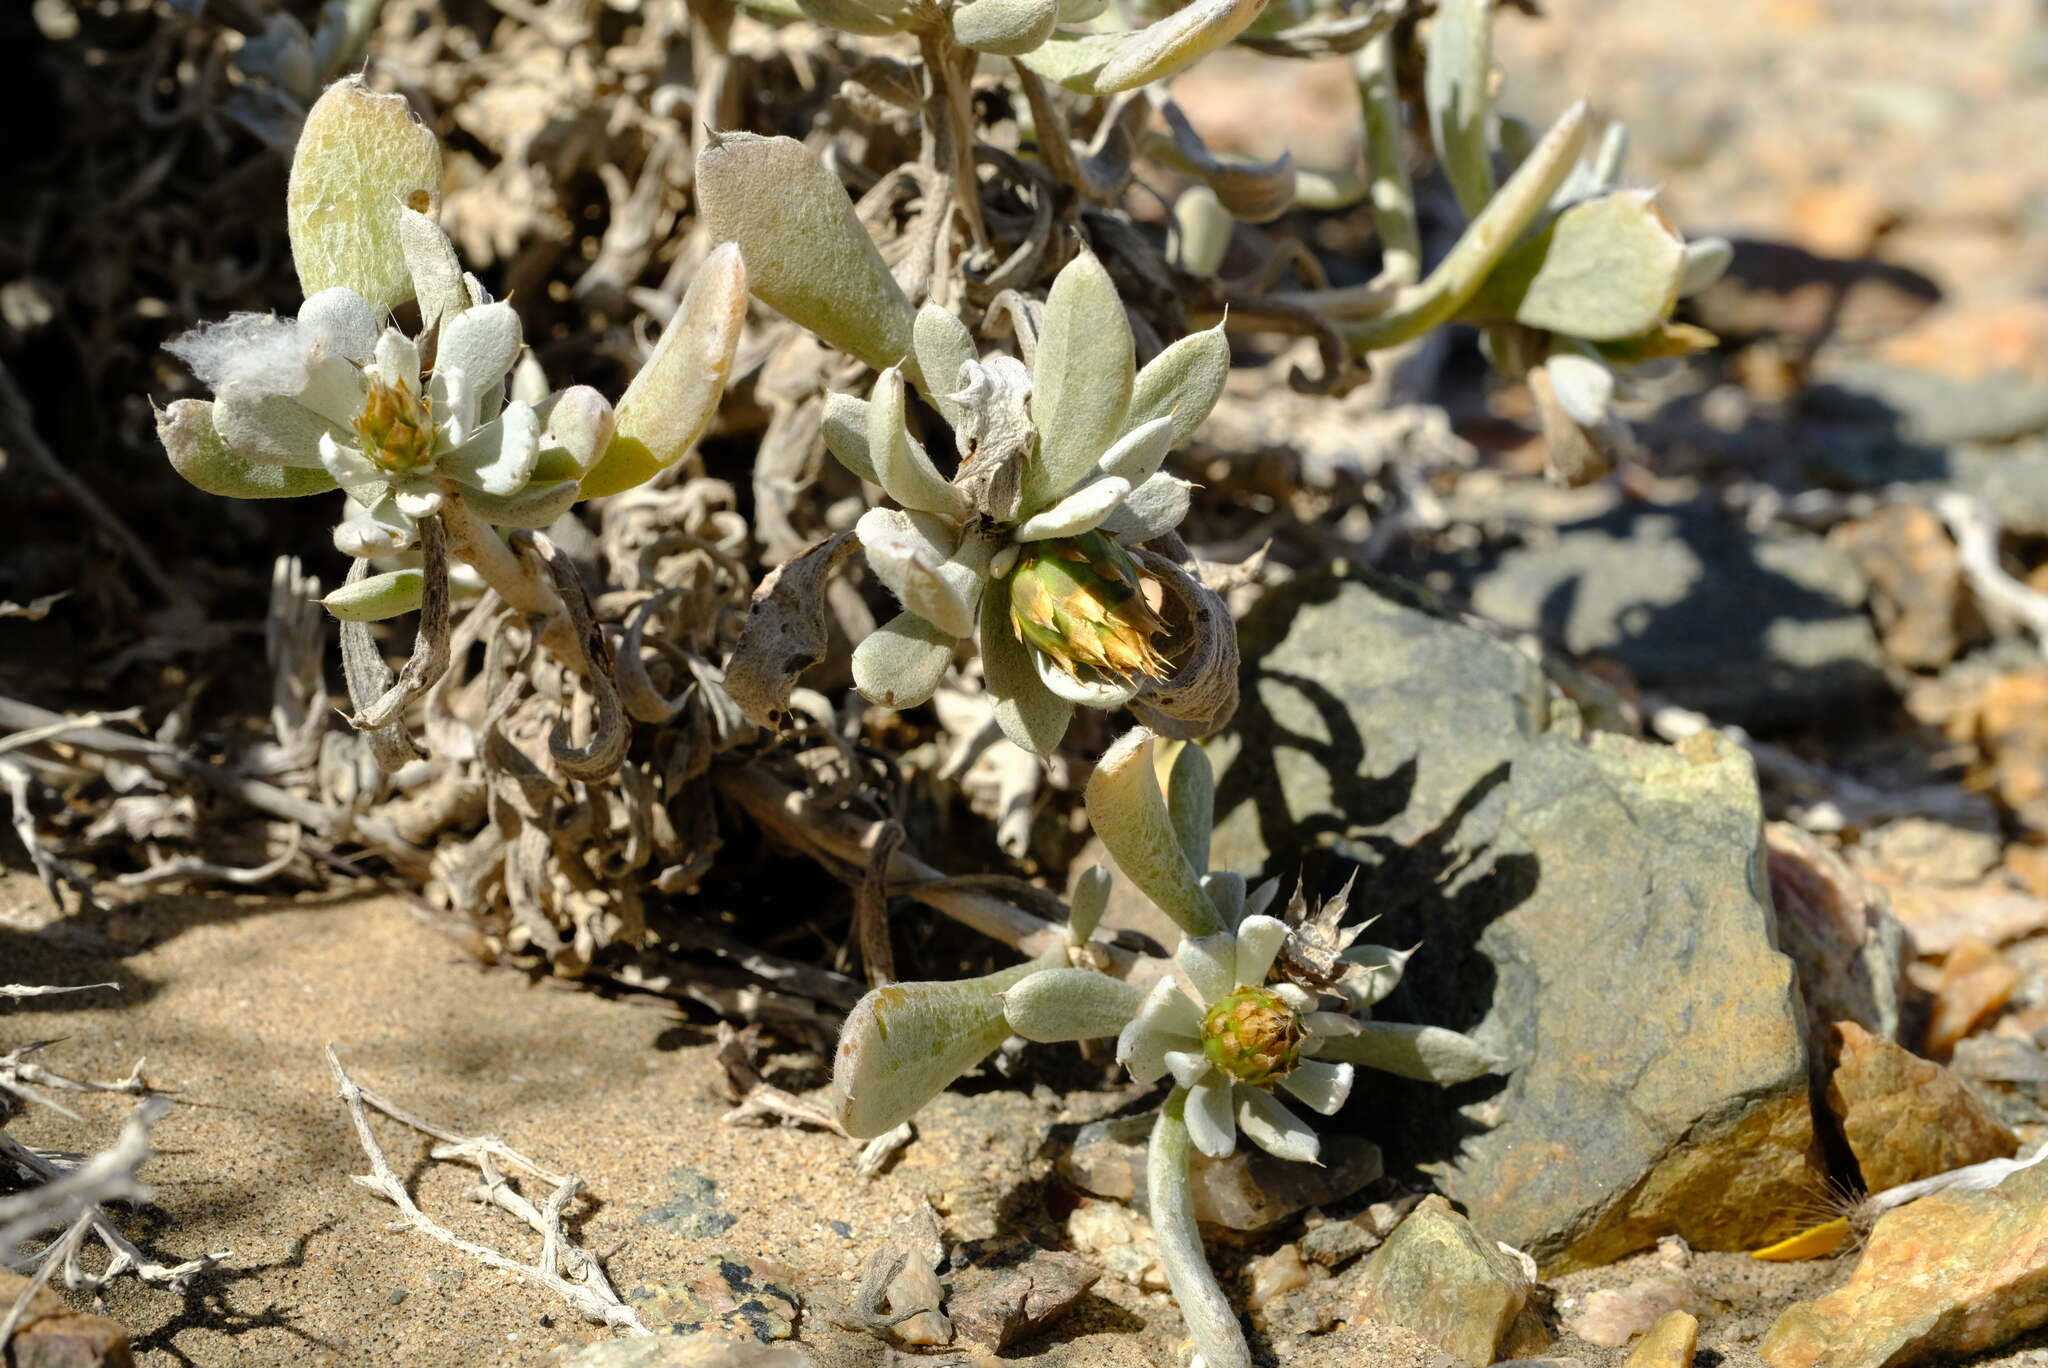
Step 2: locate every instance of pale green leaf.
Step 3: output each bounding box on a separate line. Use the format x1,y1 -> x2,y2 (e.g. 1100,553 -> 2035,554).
581,242 -> 749,497
852,611 -> 957,709
832,956 -> 1056,1138
1313,1020 -> 1504,1084
1002,968 -> 1144,1042
697,133 -> 915,375
952,0 -> 1058,54
157,399 -> 338,500
979,571 -> 1073,755
322,568 -> 425,621
1125,325 -> 1229,449
1085,728 -> 1224,937
1463,190 -> 1686,340
1025,251 -> 1132,510
287,76 -> 442,316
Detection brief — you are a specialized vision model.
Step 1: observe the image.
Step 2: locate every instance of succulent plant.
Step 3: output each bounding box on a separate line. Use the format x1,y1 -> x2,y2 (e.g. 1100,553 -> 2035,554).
830,252 -> 1234,754
703,138 -> 1244,753
829,727 -> 1503,1368
154,78 -> 748,626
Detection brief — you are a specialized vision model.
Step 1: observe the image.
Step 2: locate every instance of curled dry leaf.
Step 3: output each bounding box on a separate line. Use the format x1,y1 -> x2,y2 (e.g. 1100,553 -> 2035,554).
726,528 -> 862,728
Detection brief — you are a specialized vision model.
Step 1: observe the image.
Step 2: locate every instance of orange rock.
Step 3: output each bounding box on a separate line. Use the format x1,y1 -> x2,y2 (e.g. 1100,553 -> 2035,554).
1759,1145 -> 2048,1367
1974,670 -> 2048,829
1789,184 -> 1893,258
1624,1309 -> 1700,1368
1880,301 -> 2048,385
0,1272 -> 135,1367
2005,843 -> 2048,898
1925,936 -> 2020,1057
1826,1021 -> 2017,1191
1827,506 -> 1972,669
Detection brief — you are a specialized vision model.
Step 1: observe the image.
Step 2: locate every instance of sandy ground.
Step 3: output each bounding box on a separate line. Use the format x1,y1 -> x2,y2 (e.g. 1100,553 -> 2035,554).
8,883 -> 2048,1368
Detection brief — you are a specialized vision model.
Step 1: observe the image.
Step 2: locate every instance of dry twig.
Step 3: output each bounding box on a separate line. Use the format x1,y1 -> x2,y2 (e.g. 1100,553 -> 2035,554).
324,1045 -> 648,1334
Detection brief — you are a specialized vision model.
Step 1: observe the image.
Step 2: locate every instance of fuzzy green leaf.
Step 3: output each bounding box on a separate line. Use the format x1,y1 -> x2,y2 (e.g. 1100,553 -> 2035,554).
322,568 -> 425,621
1463,190 -> 1686,341
157,399 -> 339,500
852,611 -> 956,709
1125,324 -> 1229,450
1314,1020 -> 1504,1084
1026,251 -> 1133,510
581,242 -> 748,498
952,0 -> 1057,54
1020,0 -> 1267,95
697,133 -> 915,376
1085,728 -> 1225,937
1002,968 -> 1144,1042
287,76 -> 442,316
979,570 -> 1074,755
833,956 -> 1057,1138
1163,740 -> 1214,874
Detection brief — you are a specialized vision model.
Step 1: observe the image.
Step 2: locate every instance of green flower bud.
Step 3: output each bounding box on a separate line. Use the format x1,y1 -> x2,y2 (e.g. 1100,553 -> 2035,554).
1200,985 -> 1306,1087
1007,530 -> 1170,682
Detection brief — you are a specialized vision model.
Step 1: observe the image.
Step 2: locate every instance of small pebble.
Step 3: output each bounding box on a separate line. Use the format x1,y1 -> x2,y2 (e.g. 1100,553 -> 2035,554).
387,1289 -> 408,1305
1245,1244 -> 1309,1310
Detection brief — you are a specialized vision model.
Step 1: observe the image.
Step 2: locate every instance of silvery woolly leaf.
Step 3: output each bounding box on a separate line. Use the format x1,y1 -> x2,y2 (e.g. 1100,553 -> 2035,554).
952,0 -> 1058,54
334,493 -> 414,557
1171,185 -> 1233,278
1002,968 -> 1144,1042
868,368 -> 962,519
157,399 -> 338,500
1423,0 -> 1496,218
538,385 -> 615,475
1095,415 -> 1175,486
1055,0 -> 1106,21
1021,0 -> 1267,95
832,955 -> 1057,1139
1312,1020 -> 1504,1084
1033,650 -> 1140,708
697,133 -> 915,376
979,571 -> 1074,755
214,383 -> 350,468
581,242 -> 749,497
1339,943 -> 1414,1010
1678,236 -> 1733,297
1125,324 -> 1229,450
286,76 -> 441,317
437,301 -> 523,400
1163,740 -> 1214,873
1069,865 -> 1111,944
399,207 -> 468,334
441,401 -> 540,497
1013,476 -> 1130,541
1543,352 -> 1616,428
852,611 -> 956,710
1086,728 -> 1225,937
1149,1092 -> 1252,1368
1101,473 -> 1191,544
857,507 -> 974,639
1464,190 -> 1687,341
1237,1087 -> 1319,1164
321,567 -> 424,621
1026,251 -> 1133,511
299,287 -> 378,365
913,304 -> 977,433
460,477 -> 582,530
821,392 -> 878,485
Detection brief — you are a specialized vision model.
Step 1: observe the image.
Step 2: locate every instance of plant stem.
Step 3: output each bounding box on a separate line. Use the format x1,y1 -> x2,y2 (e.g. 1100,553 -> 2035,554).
1355,29 -> 1420,287
1150,1087 -> 1250,1368
438,494 -> 580,665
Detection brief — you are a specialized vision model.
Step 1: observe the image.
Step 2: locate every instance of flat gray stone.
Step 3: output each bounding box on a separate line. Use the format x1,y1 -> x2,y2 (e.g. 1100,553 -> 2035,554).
1209,566 -> 1821,1272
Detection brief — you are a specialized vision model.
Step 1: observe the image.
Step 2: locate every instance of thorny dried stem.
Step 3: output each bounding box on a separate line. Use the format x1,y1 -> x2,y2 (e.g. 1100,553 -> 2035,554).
323,1046 -> 648,1334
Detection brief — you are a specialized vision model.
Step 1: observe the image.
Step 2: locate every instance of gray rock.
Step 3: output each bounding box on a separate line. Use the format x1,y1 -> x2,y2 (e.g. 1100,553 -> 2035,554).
1209,567 -> 1823,1273
1059,1112 -> 1382,1231
639,1168 -> 738,1238
1354,1195 -> 1544,1366
1809,356 -> 2048,446
1450,500 -> 1888,728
